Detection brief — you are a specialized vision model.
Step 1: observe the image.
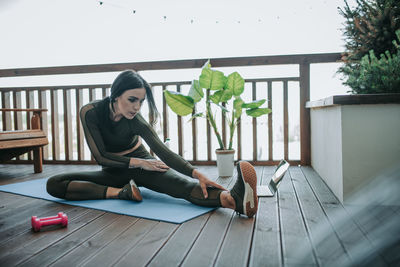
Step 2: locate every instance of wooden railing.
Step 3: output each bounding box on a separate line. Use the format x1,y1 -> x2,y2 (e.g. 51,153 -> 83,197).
0,53 -> 342,166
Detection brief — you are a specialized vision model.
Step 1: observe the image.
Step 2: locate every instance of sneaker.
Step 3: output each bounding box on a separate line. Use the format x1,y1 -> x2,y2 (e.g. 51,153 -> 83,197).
230,161 -> 258,218
118,179 -> 142,202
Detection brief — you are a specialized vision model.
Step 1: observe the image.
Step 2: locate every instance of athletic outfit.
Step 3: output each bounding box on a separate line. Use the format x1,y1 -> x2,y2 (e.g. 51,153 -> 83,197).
46,97 -> 223,207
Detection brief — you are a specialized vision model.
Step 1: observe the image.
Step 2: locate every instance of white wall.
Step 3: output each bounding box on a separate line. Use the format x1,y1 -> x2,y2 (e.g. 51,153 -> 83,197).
310,104 -> 400,203
341,104 -> 400,199
310,106 -> 343,202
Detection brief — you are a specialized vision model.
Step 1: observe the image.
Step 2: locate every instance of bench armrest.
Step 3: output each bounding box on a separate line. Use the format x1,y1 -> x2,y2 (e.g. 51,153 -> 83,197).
0,108 -> 48,130
0,108 -> 48,113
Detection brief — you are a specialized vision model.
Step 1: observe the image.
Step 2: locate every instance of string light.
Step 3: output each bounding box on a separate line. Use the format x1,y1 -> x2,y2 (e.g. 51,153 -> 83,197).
95,0 -> 264,24
96,0 -> 135,14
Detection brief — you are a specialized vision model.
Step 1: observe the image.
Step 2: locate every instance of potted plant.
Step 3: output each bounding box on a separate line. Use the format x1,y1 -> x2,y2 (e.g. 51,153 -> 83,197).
163,61 -> 271,177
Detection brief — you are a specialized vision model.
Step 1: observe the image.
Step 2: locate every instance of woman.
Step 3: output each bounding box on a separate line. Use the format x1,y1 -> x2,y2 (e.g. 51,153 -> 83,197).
47,70 -> 258,218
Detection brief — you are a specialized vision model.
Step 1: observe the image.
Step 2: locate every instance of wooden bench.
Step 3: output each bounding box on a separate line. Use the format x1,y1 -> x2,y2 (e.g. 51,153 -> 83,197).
0,108 -> 48,173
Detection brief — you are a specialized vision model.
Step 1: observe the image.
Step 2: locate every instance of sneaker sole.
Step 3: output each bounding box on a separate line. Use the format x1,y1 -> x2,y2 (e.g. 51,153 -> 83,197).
130,180 -> 143,202
239,161 -> 258,218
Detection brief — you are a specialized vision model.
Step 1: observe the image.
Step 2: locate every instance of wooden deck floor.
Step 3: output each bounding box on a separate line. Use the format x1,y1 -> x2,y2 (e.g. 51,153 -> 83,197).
0,164 -> 397,266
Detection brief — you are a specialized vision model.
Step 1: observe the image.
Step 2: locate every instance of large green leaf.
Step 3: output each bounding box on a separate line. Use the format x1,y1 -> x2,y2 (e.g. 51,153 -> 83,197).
233,97 -> 244,118
210,90 -> 223,104
199,68 -> 226,90
164,90 -> 194,116
242,99 -> 266,109
210,88 -> 233,103
188,80 -> 204,103
226,72 -> 244,96
220,86 -> 233,102
246,107 -> 271,117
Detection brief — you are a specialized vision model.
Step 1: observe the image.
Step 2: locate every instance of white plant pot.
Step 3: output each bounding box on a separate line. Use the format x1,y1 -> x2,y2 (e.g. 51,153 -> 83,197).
215,149 -> 235,177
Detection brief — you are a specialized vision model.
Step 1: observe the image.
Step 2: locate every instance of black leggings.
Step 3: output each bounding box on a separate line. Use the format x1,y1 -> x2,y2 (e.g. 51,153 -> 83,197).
46,146 -> 222,207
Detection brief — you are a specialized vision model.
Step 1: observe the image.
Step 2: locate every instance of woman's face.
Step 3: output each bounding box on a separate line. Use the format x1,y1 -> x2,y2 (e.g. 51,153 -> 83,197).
115,88 -> 146,120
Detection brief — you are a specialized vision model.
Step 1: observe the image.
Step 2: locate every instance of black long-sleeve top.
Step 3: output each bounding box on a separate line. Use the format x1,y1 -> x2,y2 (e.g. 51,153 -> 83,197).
80,97 -> 195,177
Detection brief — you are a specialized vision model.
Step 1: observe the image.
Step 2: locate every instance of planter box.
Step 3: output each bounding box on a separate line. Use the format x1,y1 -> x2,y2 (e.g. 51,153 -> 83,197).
306,94 -> 400,203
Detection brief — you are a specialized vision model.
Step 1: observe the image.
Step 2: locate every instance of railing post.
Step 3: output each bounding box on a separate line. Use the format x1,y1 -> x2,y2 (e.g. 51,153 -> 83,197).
268,81 -> 273,161
39,90 -> 49,159
27,90 -> 36,160
4,92 -> 12,130
162,85 -> 169,141
63,89 -> 73,161
252,81 -> 257,161
206,90 -> 212,161
76,88 -> 84,161
51,89 -> 60,161
177,85 -> 183,156
299,62 -> 311,165
192,106 -> 198,161
283,81 -> 289,161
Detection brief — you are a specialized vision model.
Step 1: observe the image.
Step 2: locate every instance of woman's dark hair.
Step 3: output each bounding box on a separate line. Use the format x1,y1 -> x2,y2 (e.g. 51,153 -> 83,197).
110,70 -> 159,126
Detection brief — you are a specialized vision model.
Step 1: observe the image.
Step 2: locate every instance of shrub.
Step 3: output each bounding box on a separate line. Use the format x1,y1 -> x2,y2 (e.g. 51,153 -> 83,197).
338,0 -> 400,94
343,30 -> 400,94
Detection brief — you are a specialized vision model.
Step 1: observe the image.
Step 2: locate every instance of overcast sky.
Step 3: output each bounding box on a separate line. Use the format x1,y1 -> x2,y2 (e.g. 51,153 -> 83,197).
0,0 -> 352,67
0,0 -> 354,98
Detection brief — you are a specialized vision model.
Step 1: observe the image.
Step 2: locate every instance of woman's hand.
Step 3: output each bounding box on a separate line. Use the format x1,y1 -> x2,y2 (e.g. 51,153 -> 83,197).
192,169 -> 226,198
130,158 -> 169,172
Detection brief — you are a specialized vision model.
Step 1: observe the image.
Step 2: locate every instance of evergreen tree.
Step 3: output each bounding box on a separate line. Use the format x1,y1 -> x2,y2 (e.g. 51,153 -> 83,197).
338,0 -> 400,93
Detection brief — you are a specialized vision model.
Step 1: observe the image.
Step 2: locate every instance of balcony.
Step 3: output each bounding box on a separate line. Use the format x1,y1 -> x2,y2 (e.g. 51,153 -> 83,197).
1,54 -> 398,266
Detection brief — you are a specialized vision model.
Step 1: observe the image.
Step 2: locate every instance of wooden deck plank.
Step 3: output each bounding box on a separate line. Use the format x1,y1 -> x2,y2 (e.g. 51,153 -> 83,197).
213,166 -> 263,267
0,198 -> 57,236
0,209 -> 104,266
17,212 -> 117,266
179,165 -> 263,267
0,164 -> 100,185
80,219 -> 158,267
51,215 -> 138,266
114,222 -> 178,267
301,166 -> 387,266
0,165 -> 32,180
0,193 -> 35,215
0,164 -> 395,267
289,166 -> 352,266
0,166 -> 56,185
345,204 -> 397,241
0,197 -> 40,219
0,202 -> 88,249
147,213 -> 211,267
344,204 -> 399,265
249,166 -> 282,267
0,191 -> 27,203
214,215 -> 255,267
181,208 -> 234,267
148,165 -> 232,267
278,167 -> 317,266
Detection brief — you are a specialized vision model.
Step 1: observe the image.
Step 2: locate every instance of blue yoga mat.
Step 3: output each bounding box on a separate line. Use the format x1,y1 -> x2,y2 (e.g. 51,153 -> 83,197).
0,178 -> 217,224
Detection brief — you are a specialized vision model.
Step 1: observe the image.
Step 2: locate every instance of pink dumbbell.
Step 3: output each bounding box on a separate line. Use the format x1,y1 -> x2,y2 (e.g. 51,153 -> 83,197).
31,212 -> 68,232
